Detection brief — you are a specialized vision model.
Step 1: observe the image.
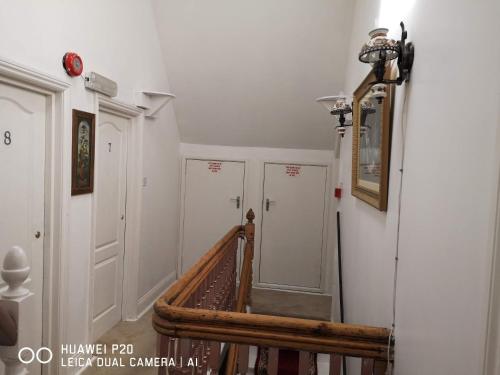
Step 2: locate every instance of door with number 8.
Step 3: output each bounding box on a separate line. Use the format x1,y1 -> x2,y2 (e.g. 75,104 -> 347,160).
0,81 -> 47,374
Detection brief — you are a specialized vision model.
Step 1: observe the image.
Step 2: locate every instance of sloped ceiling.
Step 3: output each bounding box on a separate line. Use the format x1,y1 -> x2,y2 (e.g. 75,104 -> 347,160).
151,0 -> 354,150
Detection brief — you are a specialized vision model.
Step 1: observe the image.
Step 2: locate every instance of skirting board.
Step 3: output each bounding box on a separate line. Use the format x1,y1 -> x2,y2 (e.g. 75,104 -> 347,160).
133,271 -> 177,321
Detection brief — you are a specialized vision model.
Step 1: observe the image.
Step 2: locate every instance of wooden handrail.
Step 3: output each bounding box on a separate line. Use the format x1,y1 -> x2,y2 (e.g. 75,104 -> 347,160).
154,306 -> 390,342
153,307 -> 391,360
153,209 -> 394,374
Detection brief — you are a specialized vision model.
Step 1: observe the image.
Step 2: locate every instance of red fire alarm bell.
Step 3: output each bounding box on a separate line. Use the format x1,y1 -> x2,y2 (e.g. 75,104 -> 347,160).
334,187 -> 342,199
62,52 -> 83,77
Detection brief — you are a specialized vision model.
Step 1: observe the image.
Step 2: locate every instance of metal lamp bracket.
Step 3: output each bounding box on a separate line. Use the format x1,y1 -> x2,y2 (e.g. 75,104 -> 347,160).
372,22 -> 415,86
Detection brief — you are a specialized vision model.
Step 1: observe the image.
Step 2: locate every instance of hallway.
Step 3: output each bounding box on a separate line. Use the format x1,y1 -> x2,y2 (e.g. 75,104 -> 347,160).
1,1 -> 500,374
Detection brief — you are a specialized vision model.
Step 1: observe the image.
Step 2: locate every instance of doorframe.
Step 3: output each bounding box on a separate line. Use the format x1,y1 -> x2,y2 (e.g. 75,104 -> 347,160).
0,57 -> 70,375
88,95 -> 144,341
177,156 -> 248,276
483,106 -> 500,374
256,160 -> 332,294
484,172 -> 500,374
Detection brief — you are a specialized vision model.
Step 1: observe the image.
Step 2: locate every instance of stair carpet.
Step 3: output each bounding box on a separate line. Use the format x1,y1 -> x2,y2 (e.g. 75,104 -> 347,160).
246,346 -> 331,375
247,288 -> 332,374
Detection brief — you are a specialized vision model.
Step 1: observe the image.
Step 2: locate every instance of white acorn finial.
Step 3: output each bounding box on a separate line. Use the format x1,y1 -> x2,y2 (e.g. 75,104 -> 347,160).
1,246 -> 30,299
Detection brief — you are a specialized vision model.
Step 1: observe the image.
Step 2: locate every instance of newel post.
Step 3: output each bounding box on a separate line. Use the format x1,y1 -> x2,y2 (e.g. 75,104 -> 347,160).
0,246 -> 33,375
244,209 -> 255,307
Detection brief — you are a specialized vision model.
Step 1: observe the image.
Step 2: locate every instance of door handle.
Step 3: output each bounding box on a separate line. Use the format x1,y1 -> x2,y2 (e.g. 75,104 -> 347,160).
230,196 -> 241,209
265,198 -> 276,211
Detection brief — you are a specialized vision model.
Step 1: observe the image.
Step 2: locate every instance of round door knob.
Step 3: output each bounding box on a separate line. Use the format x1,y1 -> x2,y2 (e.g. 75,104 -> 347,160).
121,215 -> 124,220
35,231 -> 41,239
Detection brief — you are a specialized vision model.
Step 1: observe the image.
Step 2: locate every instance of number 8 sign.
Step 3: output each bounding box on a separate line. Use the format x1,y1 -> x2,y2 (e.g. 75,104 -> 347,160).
4,130 -> 11,145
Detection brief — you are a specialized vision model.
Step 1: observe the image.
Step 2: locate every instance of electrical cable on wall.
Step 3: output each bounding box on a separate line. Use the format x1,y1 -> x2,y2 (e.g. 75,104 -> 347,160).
387,84 -> 411,375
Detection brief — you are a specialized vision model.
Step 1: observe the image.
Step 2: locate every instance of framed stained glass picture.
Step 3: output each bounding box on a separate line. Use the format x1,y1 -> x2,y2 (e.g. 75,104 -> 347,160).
71,109 -> 95,195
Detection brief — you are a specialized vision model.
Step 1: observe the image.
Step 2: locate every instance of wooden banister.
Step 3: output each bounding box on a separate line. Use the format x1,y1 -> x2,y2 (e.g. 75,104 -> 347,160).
153,309 -> 391,360
162,225 -> 241,306
235,209 -> 255,312
153,209 -> 394,374
225,210 -> 255,374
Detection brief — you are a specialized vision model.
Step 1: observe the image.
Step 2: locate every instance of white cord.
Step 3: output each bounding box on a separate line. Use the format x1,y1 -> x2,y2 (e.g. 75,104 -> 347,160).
387,86 -> 410,375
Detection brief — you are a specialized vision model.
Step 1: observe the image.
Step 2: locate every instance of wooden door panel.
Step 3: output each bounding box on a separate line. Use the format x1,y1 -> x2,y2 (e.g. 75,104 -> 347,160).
93,257 -> 119,318
92,111 -> 128,341
95,122 -> 125,251
181,159 -> 245,273
0,82 -> 46,374
260,163 -> 327,290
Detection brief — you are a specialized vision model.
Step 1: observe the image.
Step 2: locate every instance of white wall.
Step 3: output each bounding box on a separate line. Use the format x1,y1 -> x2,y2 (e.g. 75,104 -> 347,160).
180,143 -> 339,295
337,0 -> 500,373
137,109 -> 180,305
0,0 -> 180,369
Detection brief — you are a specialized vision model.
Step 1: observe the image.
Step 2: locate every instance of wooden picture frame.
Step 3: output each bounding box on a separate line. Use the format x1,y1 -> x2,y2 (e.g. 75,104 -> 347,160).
351,66 -> 395,211
71,109 -> 95,195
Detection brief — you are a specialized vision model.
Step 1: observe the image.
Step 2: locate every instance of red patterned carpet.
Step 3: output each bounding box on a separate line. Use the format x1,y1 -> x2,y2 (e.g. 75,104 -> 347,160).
254,347 -> 317,375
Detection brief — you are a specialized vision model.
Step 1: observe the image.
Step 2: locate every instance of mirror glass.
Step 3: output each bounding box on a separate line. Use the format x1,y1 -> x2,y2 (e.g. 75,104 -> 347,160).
357,94 -> 383,193
352,67 -> 393,211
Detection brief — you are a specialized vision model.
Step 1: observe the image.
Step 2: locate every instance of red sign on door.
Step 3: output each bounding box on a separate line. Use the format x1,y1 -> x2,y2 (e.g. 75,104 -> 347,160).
285,165 -> 301,177
208,161 -> 222,173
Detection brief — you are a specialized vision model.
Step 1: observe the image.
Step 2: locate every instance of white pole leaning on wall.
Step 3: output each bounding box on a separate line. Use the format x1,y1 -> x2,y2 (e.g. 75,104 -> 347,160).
0,246 -> 33,375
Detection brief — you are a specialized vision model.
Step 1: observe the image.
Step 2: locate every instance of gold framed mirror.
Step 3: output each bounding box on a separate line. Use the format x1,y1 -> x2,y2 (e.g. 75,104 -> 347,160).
351,66 -> 395,211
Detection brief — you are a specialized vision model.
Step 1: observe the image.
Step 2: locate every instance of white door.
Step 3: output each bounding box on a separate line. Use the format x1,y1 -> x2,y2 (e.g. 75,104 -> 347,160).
181,159 -> 245,273
260,163 -> 328,290
0,81 -> 46,374
92,111 -> 129,341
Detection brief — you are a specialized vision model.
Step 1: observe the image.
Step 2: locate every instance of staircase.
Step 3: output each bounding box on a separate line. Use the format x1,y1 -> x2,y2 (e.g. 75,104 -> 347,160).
0,210 -> 392,375
153,209 -> 393,374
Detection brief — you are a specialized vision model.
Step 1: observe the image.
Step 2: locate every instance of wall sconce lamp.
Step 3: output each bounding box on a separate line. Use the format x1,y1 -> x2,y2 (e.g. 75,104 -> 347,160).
316,95 -> 352,137
359,22 -> 414,88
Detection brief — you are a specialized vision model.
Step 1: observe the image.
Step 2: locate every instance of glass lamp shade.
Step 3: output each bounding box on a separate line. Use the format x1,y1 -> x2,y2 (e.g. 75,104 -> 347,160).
336,126 -> 347,136
359,28 -> 399,64
370,83 -> 387,101
316,95 -> 352,116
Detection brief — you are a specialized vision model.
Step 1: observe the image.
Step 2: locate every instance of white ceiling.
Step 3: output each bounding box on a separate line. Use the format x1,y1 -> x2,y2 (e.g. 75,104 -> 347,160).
151,0 -> 354,150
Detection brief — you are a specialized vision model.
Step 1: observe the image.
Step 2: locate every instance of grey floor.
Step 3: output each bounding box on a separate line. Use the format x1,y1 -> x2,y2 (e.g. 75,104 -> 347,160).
251,288 -> 331,321
83,288 -> 332,374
